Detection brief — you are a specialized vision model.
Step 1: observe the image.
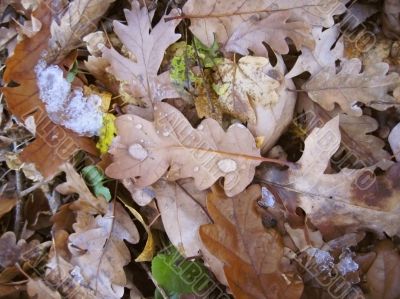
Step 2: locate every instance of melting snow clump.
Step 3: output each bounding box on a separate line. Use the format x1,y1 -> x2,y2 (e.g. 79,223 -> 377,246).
306,247 -> 334,272
35,60 -> 103,136
260,186 -> 275,207
337,251 -> 359,275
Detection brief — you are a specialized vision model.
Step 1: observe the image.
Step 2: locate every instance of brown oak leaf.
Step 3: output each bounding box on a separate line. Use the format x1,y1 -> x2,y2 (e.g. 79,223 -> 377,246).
48,0 -> 116,62
68,202 -> 139,298
101,1 -> 180,108
259,117 -> 400,239
106,102 -> 263,196
182,0 -> 349,55
2,0 -> 97,178
303,58 -> 400,116
200,184 -> 303,299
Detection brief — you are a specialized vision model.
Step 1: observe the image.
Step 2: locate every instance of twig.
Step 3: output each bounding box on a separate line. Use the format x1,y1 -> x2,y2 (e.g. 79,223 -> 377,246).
19,179 -> 51,198
134,251 -> 169,299
13,141 -> 24,239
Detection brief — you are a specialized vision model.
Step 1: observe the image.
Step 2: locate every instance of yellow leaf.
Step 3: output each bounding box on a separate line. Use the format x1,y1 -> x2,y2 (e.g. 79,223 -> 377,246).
119,198 -> 155,262
96,113 -> 116,154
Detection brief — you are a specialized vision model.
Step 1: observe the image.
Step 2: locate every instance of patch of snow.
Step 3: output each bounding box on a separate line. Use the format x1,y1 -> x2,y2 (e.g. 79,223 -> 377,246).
337,250 -> 359,275
260,187 -> 275,207
35,60 -> 103,136
306,247 -> 334,272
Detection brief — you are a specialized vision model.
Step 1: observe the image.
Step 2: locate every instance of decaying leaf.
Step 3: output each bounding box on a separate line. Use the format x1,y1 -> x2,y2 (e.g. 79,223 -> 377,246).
102,1 -> 180,108
286,26 -> 344,78
48,0 -> 116,62
200,184 -> 303,299
259,117 -> 400,238
56,163 -> 107,215
303,58 -> 400,116
68,202 -> 139,298
213,56 -> 281,123
183,0 -> 349,54
0,231 -> 51,268
106,102 -> 262,196
1,1 -> 97,177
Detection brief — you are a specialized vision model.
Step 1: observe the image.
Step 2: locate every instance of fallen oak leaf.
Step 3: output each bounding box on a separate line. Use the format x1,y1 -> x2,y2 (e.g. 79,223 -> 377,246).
224,11 -> 314,56
286,26 -> 344,78
68,202 -> 139,298
1,0 -> 97,178
47,0 -> 116,62
303,58 -> 400,116
153,179 -> 228,286
182,0 -> 349,54
297,94 -> 393,169
102,1 -> 180,109
200,184 -> 303,299
259,117 -> 400,239
56,163 -> 107,215
366,240 -> 400,299
105,102 -> 286,196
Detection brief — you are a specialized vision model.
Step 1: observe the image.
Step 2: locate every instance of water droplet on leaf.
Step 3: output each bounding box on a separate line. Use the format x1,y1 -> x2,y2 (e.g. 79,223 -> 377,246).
128,143 -> 148,161
217,159 -> 237,173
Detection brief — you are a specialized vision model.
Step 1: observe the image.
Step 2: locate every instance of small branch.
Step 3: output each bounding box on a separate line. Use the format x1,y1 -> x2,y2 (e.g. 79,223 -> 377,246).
13,141 -> 24,239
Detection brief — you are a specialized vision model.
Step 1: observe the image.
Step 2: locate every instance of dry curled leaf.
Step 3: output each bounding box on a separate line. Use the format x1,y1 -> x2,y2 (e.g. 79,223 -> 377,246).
106,102 -> 261,196
102,1 -> 180,108
1,1 -> 97,178
297,94 -> 393,169
303,58 -> 400,116
286,26 -> 344,78
183,0 -> 348,54
56,163 -> 107,215
68,202 -> 139,298
200,184 -> 303,299
259,117 -> 400,239
0,231 -> 51,268
224,11 -> 314,56
48,0 -> 116,62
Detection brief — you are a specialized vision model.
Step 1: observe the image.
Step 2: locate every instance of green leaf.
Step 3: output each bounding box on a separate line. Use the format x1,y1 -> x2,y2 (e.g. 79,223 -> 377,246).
151,246 -> 212,297
81,165 -> 111,201
66,61 -> 79,83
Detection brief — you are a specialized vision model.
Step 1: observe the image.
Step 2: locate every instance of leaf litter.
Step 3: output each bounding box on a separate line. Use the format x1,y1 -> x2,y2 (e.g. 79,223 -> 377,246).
0,0 -> 400,298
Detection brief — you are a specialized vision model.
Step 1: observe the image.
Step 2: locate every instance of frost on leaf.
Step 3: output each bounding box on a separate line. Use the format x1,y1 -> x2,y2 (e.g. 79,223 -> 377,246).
106,102 -> 261,196
35,61 -> 103,136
